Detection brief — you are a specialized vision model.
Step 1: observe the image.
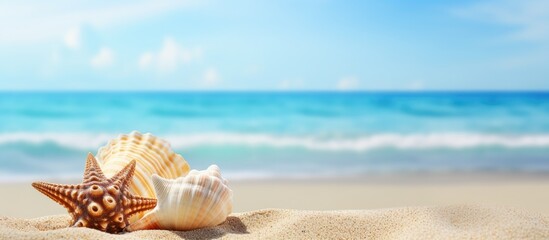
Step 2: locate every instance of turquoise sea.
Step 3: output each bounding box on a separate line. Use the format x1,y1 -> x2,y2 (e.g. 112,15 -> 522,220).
1,92 -> 549,181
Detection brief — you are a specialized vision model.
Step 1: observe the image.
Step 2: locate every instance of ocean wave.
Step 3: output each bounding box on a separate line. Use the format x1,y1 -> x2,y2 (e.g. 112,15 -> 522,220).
0,170 -> 365,182
1,132 -> 549,152
0,171 -> 84,183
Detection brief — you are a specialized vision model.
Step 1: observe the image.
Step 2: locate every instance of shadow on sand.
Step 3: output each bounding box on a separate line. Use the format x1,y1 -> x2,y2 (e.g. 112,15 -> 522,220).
172,216 -> 249,239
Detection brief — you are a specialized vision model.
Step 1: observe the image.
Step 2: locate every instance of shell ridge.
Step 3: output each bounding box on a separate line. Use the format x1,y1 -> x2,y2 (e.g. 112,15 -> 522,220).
139,145 -> 169,177
127,164 -> 232,231
199,177 -> 226,227
193,174 -> 218,228
151,174 -> 170,204
177,178 -> 193,229
193,176 -> 214,228
97,131 -> 190,222
188,175 -> 207,228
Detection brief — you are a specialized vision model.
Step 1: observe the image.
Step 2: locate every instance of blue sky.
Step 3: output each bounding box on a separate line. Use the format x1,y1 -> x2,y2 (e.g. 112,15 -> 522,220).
0,0 -> 548,91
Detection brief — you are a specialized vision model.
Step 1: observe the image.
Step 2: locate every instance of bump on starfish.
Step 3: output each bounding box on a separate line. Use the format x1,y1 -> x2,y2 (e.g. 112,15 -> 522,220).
32,153 -> 157,233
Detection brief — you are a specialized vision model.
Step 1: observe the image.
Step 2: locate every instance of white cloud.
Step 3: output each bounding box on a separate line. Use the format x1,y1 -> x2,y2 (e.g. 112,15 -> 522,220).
337,76 -> 359,90
90,47 -> 114,68
138,37 -> 202,73
182,48 -> 202,63
64,27 -> 80,49
157,38 -> 180,72
244,64 -> 262,76
454,0 -> 549,69
408,80 -> 425,91
279,80 -> 291,90
454,0 -> 549,42
278,78 -> 304,90
40,50 -> 62,76
0,1 -> 198,44
138,52 -> 153,69
201,68 -> 221,87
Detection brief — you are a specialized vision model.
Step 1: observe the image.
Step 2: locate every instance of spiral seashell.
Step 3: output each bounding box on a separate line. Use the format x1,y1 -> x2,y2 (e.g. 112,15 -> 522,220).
96,131 -> 190,221
126,165 -> 233,231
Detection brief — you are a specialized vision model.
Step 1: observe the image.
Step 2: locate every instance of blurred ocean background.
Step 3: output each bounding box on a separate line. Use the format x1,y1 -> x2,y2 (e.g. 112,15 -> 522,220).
1,91 -> 548,181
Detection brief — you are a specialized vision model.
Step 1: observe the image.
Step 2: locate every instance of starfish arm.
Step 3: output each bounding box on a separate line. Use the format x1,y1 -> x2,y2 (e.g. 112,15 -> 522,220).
83,153 -> 107,184
123,194 -> 157,218
32,182 -> 80,213
109,160 -> 136,186
32,155 -> 152,234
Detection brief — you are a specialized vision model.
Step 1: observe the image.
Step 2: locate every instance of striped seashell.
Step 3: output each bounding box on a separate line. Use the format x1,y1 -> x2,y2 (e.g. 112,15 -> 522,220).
96,131 -> 190,221
126,165 -> 233,231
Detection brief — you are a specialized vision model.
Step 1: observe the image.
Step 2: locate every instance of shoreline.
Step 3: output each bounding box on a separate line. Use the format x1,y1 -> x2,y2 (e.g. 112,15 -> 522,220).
229,171 -> 549,184
6,170 -> 549,184
2,172 -> 549,239
2,172 -> 549,218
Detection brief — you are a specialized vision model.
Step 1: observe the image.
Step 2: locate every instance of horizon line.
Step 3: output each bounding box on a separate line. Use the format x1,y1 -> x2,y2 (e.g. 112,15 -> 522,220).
1,89 -> 549,94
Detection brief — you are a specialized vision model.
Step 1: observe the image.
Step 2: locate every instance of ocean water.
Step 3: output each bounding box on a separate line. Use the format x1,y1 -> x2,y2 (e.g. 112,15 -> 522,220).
1,92 -> 548,181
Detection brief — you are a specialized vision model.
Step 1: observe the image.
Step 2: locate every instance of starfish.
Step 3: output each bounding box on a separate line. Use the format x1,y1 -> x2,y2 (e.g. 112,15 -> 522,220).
32,153 -> 157,233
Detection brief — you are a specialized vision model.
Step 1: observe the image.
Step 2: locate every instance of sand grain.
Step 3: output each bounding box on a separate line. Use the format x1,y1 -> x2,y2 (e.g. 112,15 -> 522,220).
1,205 -> 548,239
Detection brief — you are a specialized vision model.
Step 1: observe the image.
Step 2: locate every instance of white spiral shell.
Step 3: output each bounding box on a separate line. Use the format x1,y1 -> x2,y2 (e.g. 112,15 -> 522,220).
126,165 -> 233,231
96,131 -> 191,221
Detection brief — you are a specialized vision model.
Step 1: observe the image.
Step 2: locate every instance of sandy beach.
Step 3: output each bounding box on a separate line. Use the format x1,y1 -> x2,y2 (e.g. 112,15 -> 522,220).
2,206 -> 549,239
1,173 -> 549,239
2,0 -> 549,237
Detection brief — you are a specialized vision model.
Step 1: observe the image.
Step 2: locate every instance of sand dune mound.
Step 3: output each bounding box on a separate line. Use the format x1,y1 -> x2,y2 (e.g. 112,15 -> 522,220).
1,205 -> 548,239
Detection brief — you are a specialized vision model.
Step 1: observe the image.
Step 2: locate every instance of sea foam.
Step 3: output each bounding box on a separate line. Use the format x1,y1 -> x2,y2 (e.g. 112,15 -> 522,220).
1,132 -> 549,152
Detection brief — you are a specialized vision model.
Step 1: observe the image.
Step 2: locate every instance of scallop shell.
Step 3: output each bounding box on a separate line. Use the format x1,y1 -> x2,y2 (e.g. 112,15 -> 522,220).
96,131 -> 190,221
126,165 -> 233,231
